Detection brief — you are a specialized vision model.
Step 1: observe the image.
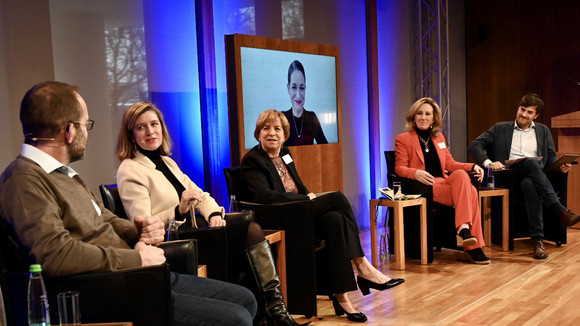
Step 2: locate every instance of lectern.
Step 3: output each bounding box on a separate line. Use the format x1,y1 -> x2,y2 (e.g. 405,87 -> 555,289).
551,111 -> 580,212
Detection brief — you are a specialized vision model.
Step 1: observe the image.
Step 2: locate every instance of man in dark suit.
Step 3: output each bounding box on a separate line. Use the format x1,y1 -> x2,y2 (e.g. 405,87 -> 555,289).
468,93 -> 580,259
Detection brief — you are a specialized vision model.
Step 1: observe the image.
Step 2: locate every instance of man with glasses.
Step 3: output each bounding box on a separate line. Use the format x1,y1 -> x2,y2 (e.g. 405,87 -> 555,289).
0,81 -> 257,325
468,93 -> 580,259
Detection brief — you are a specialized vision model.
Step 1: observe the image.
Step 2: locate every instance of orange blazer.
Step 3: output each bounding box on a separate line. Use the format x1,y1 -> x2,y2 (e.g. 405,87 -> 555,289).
394,130 -> 474,180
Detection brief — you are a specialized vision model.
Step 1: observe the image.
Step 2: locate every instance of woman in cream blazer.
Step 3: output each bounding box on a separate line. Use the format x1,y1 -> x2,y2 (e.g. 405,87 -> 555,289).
115,102 -> 305,326
117,150 -> 221,228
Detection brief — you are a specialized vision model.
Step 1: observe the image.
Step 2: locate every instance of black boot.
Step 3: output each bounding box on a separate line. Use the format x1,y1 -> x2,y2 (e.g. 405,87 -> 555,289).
246,240 -> 307,326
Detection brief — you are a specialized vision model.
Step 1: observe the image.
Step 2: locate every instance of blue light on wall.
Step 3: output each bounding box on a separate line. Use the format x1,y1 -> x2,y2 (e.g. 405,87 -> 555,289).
377,0 -> 409,191
143,0 -> 205,188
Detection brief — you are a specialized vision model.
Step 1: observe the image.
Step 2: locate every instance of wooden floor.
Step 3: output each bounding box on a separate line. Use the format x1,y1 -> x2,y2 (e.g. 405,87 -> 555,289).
292,226 -> 580,325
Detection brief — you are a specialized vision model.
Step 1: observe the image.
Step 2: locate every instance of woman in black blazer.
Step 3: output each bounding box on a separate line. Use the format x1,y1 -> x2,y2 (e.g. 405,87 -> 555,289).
241,109 -> 405,323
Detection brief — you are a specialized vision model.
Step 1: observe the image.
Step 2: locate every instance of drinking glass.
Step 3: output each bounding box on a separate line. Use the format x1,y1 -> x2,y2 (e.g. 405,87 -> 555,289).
58,291 -> 81,326
166,218 -> 179,241
393,181 -> 402,200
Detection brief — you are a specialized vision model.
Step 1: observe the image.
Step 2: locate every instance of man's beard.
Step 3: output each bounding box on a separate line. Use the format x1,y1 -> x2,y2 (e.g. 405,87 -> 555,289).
68,133 -> 87,163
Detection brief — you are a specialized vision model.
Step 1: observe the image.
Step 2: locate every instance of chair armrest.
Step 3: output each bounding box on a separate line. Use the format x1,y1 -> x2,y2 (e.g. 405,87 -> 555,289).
397,177 -> 433,197
3,264 -> 173,326
159,239 -> 198,275
174,224 -> 229,280
225,210 -> 255,224
491,169 -> 513,189
236,200 -> 315,233
468,171 -> 482,189
236,199 -> 317,316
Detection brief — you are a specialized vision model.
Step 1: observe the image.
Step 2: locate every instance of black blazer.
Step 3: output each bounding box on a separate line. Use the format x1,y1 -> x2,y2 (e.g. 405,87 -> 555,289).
240,145 -> 310,204
468,121 -> 558,169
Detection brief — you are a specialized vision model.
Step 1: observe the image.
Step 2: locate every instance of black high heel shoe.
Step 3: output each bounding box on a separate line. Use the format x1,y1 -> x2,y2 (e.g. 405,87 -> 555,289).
329,295 -> 367,323
357,276 -> 405,296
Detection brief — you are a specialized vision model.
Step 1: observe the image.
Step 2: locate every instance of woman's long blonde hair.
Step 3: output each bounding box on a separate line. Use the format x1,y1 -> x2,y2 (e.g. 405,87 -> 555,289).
405,97 -> 442,136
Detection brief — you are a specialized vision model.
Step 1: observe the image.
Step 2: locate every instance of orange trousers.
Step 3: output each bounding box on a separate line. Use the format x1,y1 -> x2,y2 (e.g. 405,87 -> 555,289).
432,170 -> 484,250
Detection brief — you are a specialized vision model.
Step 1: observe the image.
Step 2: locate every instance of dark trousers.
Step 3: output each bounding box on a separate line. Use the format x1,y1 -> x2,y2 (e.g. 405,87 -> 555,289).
513,158 -> 562,239
313,191 -> 365,294
171,272 -> 257,326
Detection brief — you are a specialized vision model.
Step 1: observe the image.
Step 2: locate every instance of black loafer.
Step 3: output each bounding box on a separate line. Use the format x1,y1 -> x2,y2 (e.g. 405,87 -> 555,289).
466,247 -> 490,264
457,228 -> 478,247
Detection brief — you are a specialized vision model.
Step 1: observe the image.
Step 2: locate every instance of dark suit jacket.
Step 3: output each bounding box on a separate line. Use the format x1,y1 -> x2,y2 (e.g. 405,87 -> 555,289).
468,121 -> 558,169
240,145 -> 310,204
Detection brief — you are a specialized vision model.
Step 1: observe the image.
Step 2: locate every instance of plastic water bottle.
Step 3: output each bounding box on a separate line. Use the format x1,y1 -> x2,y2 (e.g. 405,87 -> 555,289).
487,165 -> 495,189
28,264 -> 51,326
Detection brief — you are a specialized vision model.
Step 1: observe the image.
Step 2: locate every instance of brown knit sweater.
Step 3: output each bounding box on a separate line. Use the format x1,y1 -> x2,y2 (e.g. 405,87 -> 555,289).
0,156 -> 141,277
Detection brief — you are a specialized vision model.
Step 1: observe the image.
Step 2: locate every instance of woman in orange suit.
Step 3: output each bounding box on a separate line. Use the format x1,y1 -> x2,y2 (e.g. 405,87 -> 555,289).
394,97 -> 489,264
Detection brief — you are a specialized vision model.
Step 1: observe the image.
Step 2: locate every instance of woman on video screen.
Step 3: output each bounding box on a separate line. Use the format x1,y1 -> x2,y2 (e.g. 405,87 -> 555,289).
283,60 -> 329,146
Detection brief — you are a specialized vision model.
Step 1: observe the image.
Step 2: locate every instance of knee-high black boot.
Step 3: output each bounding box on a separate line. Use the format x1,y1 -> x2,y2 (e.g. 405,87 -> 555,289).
246,240 -> 306,326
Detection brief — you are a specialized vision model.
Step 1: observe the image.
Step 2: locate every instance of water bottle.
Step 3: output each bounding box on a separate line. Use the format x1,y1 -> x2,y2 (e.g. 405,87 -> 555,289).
379,233 -> 390,263
228,194 -> 237,213
28,264 -> 51,326
487,165 -> 495,189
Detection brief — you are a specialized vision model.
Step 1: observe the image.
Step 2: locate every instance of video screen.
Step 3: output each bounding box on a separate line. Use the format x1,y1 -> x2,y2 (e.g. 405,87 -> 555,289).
240,47 -> 339,149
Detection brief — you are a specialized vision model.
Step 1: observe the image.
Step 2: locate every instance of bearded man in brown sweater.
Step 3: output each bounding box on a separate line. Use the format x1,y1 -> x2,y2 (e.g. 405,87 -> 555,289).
0,81 -> 257,326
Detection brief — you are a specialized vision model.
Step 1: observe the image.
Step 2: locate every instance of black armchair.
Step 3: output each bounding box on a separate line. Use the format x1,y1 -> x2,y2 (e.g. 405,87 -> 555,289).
99,184 -> 254,282
385,151 -> 473,262
99,183 -> 128,220
223,167 -> 319,318
491,168 -> 567,249
0,214 -> 198,326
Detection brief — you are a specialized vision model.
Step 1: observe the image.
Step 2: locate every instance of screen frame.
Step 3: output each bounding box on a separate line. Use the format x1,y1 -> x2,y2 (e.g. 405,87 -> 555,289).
226,34 -> 342,165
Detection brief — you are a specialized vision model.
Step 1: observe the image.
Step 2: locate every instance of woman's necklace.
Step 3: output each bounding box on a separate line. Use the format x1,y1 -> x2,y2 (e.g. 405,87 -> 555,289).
271,156 -> 285,177
418,135 -> 430,153
292,113 -> 304,138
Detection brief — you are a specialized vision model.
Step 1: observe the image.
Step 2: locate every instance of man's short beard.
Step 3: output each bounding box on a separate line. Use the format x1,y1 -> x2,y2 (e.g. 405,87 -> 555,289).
68,134 -> 86,163
69,150 -> 85,163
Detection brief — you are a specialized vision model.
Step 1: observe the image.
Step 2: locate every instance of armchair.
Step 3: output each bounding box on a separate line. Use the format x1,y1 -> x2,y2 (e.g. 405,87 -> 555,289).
491,169 -> 567,249
385,150 -> 473,262
223,167 -> 319,318
0,214 -> 198,326
99,184 -> 254,282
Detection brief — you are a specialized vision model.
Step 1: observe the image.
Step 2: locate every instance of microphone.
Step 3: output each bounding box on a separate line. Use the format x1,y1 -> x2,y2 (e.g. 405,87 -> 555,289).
30,137 -> 56,141
24,134 -> 55,142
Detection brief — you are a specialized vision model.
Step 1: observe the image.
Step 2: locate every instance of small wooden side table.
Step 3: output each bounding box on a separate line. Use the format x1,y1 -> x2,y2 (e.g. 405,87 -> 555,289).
479,187 -> 509,251
370,197 -> 427,270
264,230 -> 287,305
197,264 -> 207,278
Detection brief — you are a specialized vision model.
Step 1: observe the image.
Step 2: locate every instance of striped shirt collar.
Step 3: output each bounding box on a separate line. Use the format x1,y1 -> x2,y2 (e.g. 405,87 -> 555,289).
21,144 -> 78,178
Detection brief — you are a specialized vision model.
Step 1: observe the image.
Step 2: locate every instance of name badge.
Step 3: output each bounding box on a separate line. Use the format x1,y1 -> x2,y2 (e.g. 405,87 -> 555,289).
92,199 -> 102,216
437,142 -> 446,149
282,154 -> 293,164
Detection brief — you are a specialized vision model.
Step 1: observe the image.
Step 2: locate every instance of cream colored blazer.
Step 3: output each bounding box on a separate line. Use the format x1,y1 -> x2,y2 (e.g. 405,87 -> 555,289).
117,151 -> 224,227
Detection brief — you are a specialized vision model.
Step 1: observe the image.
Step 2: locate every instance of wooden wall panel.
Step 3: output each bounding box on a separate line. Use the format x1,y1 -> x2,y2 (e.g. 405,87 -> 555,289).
466,1 -> 580,146
466,0 -> 580,212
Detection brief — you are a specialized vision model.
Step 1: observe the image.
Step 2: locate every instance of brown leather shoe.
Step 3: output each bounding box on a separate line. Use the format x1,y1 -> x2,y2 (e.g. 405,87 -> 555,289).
559,209 -> 580,227
534,240 -> 548,259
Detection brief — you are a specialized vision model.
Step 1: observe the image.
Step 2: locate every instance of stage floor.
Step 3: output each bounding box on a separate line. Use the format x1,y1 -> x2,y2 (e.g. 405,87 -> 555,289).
293,225 -> 580,325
